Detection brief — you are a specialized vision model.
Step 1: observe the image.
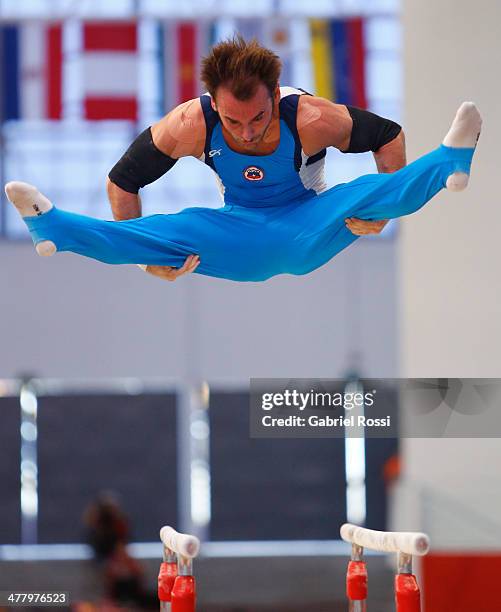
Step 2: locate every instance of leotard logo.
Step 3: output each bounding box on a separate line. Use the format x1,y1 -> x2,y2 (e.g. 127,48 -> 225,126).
243,166 -> 264,181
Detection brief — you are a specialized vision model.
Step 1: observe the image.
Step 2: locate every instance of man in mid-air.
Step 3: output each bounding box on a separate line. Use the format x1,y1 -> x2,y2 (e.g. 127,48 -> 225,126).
5,36 -> 480,283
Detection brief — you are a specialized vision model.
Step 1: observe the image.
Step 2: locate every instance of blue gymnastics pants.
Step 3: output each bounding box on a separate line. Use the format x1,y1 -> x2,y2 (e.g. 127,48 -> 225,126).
24,144 -> 474,282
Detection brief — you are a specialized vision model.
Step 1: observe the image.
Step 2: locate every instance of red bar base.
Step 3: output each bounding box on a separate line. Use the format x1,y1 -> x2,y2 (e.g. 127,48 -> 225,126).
171,575 -> 196,612
347,560 -> 368,601
158,561 -> 178,603
395,573 -> 421,612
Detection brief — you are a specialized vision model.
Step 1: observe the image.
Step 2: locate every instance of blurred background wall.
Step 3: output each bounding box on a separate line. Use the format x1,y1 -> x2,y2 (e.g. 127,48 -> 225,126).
398,0 -> 501,538
0,243 -> 398,380
397,0 -> 501,608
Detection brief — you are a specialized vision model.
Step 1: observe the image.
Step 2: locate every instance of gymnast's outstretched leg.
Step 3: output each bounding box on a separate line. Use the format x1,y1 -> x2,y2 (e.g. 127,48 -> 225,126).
4,181 -> 229,270
4,182 -> 199,266
337,102 -> 482,222
4,182 -> 283,281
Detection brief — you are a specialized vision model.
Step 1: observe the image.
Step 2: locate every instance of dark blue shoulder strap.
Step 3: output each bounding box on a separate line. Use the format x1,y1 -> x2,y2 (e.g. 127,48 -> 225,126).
279,91 -> 327,171
200,95 -> 219,171
279,94 -> 302,172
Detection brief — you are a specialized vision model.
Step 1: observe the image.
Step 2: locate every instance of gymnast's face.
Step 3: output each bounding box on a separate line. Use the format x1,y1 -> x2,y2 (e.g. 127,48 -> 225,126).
212,82 -> 279,149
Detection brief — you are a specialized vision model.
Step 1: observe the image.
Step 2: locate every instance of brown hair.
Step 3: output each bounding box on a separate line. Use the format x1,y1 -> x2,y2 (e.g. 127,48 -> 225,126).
200,34 -> 281,101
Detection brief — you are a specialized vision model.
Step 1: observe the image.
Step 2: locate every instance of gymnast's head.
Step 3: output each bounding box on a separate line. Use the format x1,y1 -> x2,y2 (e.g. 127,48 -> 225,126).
201,34 -> 282,148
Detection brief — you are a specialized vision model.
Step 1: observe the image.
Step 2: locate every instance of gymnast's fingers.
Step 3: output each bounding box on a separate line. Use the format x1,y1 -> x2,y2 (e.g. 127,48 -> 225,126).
176,255 -> 200,276
165,255 -> 199,280
345,218 -> 388,235
145,265 -> 177,280
145,256 -> 200,281
345,218 -> 379,232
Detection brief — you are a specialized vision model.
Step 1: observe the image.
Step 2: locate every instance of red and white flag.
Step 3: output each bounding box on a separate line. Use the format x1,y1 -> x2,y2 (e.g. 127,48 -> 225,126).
82,21 -> 138,120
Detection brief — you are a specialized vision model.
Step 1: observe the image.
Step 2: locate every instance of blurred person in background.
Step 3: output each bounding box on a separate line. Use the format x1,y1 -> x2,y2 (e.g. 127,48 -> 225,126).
83,493 -> 157,610
6,36 -> 480,283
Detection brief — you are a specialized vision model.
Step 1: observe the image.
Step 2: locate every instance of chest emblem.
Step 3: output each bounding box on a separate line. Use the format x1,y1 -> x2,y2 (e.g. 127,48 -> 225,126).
243,166 -> 265,181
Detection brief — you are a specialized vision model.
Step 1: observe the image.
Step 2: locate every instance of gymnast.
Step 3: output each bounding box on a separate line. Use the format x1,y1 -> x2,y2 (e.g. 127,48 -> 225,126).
5,36 -> 481,283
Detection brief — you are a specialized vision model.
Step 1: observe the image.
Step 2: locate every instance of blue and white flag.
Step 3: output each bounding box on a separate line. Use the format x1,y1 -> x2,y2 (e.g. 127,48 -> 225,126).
1,21 -> 63,120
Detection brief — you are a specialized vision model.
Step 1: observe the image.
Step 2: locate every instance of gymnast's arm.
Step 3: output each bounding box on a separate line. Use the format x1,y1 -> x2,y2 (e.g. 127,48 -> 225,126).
107,99 -> 206,220
346,126 -> 406,235
106,99 -> 206,280
297,96 -> 406,235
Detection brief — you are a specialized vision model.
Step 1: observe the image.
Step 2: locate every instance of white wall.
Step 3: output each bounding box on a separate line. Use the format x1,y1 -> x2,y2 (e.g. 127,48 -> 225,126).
0,240 -> 397,382
398,0 -> 501,547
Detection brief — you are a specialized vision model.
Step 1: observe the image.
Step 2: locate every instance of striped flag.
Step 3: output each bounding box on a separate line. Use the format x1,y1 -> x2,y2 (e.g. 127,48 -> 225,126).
160,21 -> 208,113
263,18 -> 292,87
330,18 -> 367,108
82,21 -> 138,120
310,19 -> 335,100
177,22 -> 198,104
0,22 -> 63,120
310,18 -> 367,108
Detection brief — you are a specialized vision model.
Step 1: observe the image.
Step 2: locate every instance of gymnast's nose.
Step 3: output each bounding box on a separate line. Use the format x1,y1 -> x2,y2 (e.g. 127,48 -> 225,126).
242,126 -> 255,142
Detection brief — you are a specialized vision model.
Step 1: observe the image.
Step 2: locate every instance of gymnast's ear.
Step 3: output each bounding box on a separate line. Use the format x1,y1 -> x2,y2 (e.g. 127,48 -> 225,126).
273,83 -> 280,107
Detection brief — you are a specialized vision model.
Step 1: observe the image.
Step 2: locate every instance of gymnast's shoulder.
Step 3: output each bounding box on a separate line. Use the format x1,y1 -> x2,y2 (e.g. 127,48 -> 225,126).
297,94 -> 352,154
151,98 -> 206,160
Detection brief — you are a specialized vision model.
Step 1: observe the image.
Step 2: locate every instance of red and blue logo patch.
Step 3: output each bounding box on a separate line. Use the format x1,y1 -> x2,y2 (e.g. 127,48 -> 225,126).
243,166 -> 265,181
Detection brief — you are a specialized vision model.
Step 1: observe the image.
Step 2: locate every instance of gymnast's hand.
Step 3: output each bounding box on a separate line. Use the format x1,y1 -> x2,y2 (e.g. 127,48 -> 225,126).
144,255 -> 200,281
345,218 -> 389,236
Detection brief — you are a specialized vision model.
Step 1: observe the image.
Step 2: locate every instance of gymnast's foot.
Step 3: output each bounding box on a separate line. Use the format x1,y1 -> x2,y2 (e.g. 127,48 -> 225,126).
442,102 -> 482,191
4,181 -> 56,256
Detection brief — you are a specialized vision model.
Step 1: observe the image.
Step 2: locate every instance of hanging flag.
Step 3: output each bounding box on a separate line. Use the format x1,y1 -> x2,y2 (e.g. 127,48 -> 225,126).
263,18 -> 292,87
159,21 -> 208,113
197,20 -> 211,93
289,17 -> 315,94
159,20 -> 177,113
310,19 -> 334,100
47,24 -> 63,119
177,22 -> 197,104
309,17 -> 367,108
330,18 -> 367,109
82,21 -> 138,120
348,18 -> 367,109
0,22 -> 63,121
